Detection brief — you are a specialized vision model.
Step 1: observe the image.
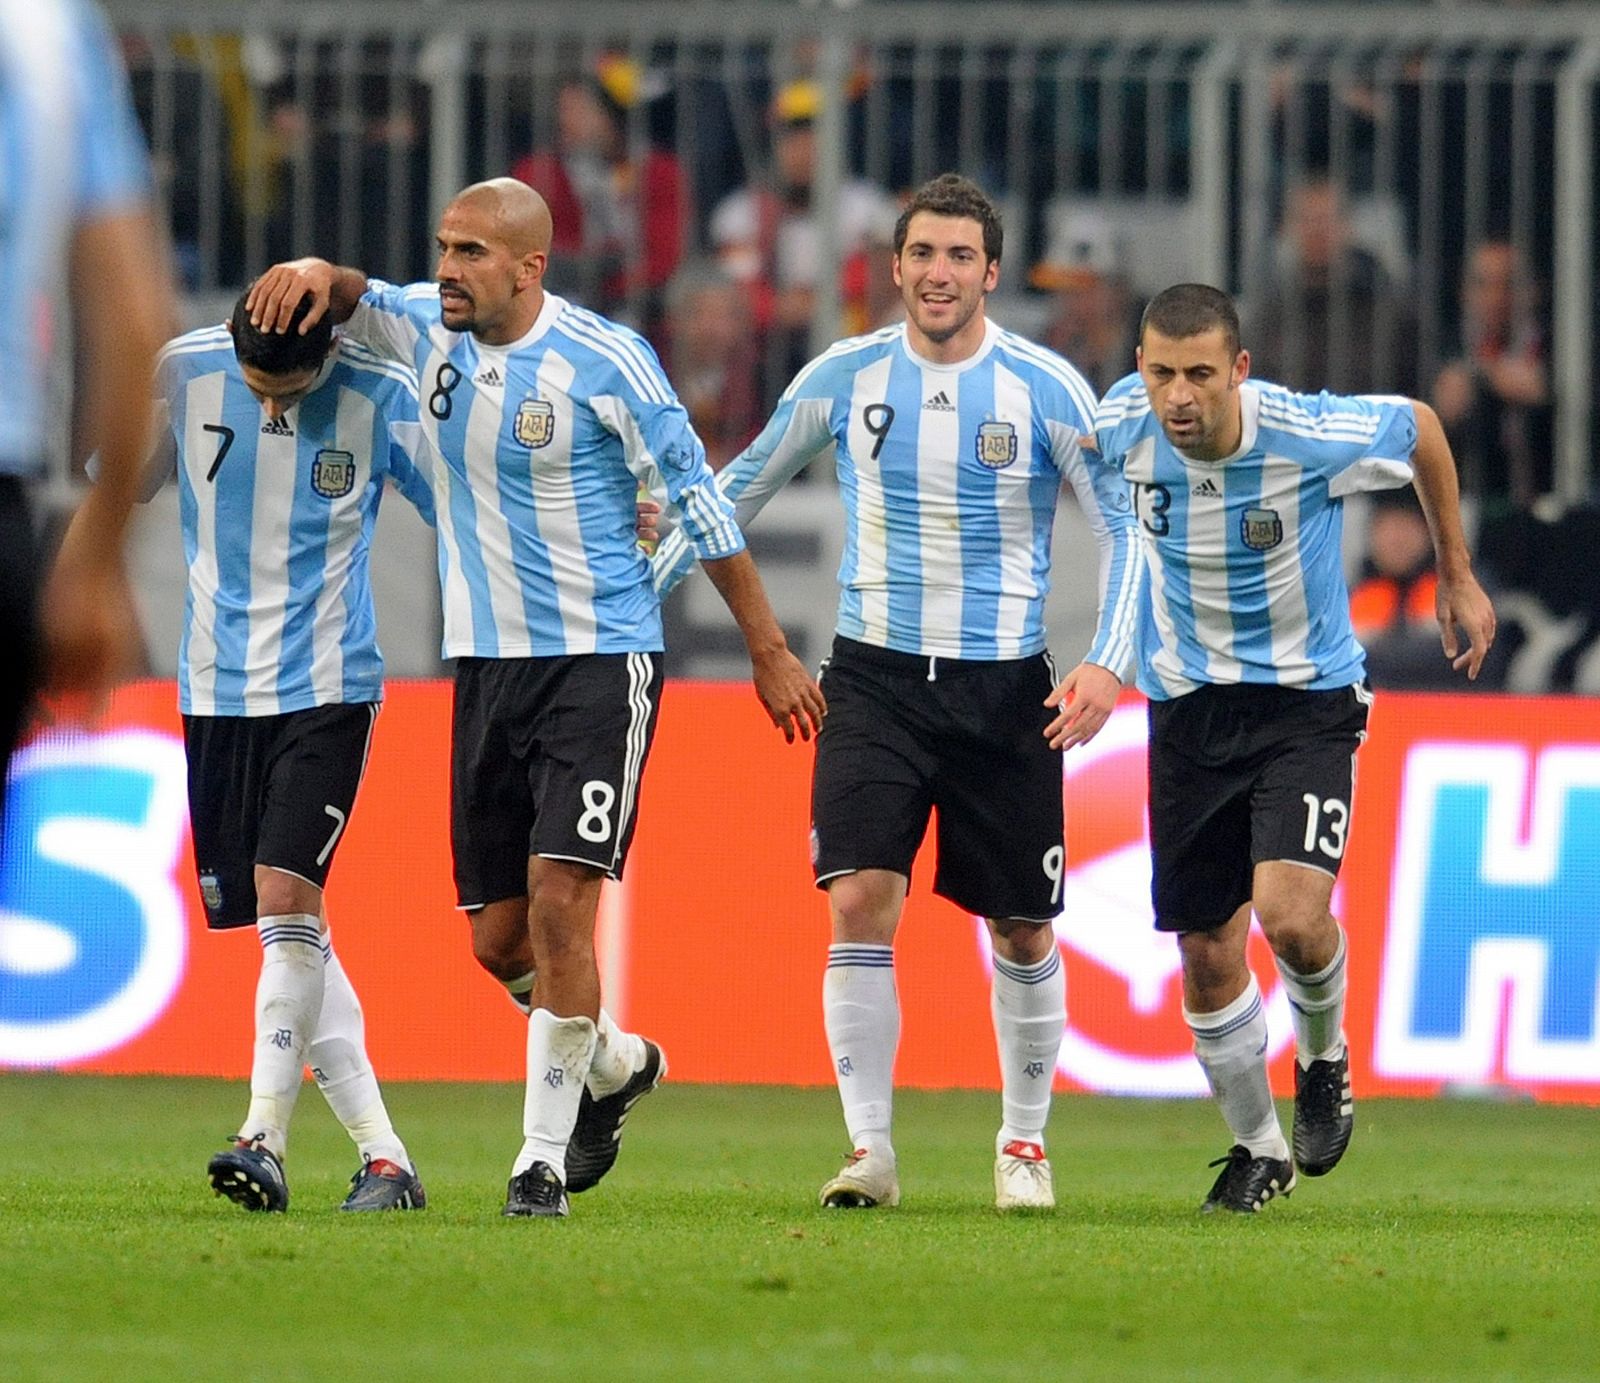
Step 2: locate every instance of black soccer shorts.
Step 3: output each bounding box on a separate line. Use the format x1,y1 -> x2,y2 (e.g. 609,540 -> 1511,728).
450,652 -> 664,907
809,636 -> 1066,922
1146,680 -> 1373,932
184,701 -> 379,929
0,478 -> 41,811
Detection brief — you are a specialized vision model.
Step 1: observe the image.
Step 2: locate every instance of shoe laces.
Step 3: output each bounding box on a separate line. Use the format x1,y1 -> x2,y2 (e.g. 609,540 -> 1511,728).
515,1165 -> 565,1207
1206,1145 -> 1252,1175
1300,1058 -> 1347,1110
352,1156 -> 406,1186
229,1132 -> 279,1164
1205,1145 -> 1280,1208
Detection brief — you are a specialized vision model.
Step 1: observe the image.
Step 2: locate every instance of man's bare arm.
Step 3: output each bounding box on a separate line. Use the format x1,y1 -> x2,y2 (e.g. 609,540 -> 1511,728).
45,208 -> 172,694
247,258 -> 368,334
701,550 -> 826,743
1408,399 -> 1497,679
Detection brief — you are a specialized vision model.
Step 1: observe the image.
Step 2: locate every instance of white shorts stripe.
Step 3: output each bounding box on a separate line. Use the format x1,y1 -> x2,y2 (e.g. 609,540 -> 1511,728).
610,652 -> 654,872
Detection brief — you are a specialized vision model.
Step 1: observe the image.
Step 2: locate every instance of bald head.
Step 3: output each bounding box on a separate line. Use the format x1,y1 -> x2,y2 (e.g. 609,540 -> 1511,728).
434,178 -> 553,344
449,178 -> 553,257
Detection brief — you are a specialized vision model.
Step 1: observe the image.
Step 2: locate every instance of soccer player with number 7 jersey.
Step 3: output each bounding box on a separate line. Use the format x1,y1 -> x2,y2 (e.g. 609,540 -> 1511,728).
143,294 -> 434,1213
1063,283 -> 1495,1212
654,174 -> 1142,1211
248,178 -> 823,1218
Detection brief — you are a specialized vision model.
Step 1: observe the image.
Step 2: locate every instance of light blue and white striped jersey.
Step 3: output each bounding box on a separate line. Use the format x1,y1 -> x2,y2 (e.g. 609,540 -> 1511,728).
653,318 -> 1141,667
1092,376 -> 1417,699
348,282 -> 744,658
154,327 -> 433,716
0,0 -> 152,473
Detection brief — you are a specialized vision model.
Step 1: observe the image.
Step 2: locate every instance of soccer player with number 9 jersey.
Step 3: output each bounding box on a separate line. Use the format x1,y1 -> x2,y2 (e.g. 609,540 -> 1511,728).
655,174 -> 1141,1211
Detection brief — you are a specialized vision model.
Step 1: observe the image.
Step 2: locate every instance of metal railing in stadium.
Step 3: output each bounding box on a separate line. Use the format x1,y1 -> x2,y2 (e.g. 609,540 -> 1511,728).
104,1 -> 1600,508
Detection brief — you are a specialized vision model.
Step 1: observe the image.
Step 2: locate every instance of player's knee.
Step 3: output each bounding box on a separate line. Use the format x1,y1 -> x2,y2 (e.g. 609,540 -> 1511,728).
1177,927 -> 1244,995
827,873 -> 901,944
989,917 -> 1055,965
466,902 -> 535,980
469,928 -> 522,980
1253,886 -> 1333,959
254,867 -> 321,923
529,860 -> 602,920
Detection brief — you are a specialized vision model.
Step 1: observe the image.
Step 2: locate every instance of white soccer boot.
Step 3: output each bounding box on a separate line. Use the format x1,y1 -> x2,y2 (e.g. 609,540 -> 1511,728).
994,1139 -> 1055,1210
819,1146 -> 900,1208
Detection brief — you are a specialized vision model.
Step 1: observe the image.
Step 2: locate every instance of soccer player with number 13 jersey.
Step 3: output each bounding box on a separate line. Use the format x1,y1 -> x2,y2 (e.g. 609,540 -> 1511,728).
1064,283 -> 1495,1212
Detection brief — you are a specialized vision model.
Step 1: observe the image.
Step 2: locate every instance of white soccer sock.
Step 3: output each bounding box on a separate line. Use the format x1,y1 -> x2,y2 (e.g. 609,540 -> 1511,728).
502,968 -> 536,1016
1276,926 -> 1349,1067
309,934 -> 411,1171
991,946 -> 1065,1151
1184,976 -> 1287,1161
512,1010 -> 598,1180
586,1009 -> 647,1097
823,944 -> 899,1155
241,914 -> 326,1159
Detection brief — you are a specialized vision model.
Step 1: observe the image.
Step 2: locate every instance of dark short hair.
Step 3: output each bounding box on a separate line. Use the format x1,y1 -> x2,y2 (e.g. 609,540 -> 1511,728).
892,173 -> 1003,264
1139,283 -> 1241,358
230,288 -> 333,374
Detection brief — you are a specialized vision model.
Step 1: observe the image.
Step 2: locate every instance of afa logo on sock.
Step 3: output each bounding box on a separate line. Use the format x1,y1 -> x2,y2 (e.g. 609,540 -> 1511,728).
976,705 -> 1296,1096
0,730 -> 189,1066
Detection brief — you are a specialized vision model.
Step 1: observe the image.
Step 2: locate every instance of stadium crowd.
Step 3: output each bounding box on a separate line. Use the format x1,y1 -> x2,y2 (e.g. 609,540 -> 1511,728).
105,30 -> 1598,696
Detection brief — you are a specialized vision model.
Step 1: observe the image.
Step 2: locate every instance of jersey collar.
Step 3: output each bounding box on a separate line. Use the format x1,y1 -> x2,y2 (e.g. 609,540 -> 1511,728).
898,315 -> 1000,375
477,290 -> 568,356
1193,381 -> 1262,465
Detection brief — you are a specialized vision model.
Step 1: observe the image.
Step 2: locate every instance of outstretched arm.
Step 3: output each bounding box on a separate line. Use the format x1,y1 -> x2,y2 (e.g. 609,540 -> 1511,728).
701,551 -> 826,743
1408,400 -> 1496,679
247,258 -> 368,334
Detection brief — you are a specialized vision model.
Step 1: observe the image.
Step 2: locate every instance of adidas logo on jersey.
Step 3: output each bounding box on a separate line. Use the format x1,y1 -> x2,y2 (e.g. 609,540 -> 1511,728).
1194,477 -> 1221,497
476,365 -> 504,387
260,415 -> 294,437
923,390 -> 955,412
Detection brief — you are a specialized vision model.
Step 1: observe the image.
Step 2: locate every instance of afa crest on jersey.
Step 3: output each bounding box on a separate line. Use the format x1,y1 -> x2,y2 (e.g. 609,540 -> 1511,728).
1241,507 -> 1284,551
310,449 -> 356,499
514,397 -> 555,449
975,420 -> 1018,470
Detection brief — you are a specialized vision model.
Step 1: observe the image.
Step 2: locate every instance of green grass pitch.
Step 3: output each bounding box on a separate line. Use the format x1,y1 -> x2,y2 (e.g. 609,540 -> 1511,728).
1,1075 -> 1595,1381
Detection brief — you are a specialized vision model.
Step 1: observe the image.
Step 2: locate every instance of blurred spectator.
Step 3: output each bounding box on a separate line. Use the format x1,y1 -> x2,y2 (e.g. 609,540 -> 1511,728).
1031,208 -> 1142,395
512,55 -> 686,327
1432,240 -> 1552,512
1476,504 -> 1600,692
1350,488 -> 1470,689
1247,173 -> 1418,398
709,79 -> 899,391
660,259 -> 764,470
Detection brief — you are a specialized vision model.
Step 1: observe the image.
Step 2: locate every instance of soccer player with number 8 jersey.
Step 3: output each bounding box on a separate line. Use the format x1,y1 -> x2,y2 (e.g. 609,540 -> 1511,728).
248,178 -> 823,1217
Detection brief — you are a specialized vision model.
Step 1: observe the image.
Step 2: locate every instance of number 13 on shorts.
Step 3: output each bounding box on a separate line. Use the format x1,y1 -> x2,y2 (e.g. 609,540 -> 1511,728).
1301,793 -> 1350,860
